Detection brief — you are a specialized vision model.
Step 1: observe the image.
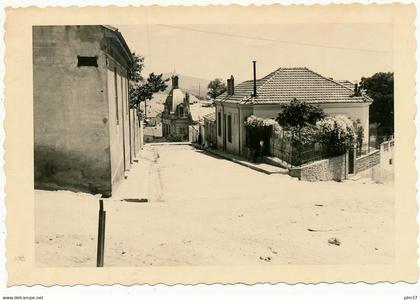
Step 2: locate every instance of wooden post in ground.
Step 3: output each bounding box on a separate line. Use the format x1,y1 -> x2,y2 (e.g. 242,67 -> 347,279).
96,199 -> 106,267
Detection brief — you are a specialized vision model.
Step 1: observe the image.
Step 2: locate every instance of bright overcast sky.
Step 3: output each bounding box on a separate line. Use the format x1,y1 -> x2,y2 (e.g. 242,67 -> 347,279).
117,23 -> 393,83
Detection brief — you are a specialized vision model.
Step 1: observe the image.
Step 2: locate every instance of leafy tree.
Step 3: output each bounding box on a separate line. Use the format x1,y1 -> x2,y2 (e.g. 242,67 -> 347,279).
130,72 -> 169,119
128,52 -> 145,84
360,72 -> 394,136
276,99 -> 326,128
207,78 -> 227,100
128,53 -> 168,120
128,53 -> 145,112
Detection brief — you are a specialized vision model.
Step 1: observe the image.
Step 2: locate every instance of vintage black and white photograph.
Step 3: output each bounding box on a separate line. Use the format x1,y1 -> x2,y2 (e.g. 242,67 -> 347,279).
32,21 -> 397,268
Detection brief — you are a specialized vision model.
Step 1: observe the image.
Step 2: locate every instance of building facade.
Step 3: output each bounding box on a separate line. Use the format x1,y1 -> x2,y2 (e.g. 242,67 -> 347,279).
161,74 -> 193,141
214,67 -> 372,156
203,112 -> 217,147
33,25 -> 141,197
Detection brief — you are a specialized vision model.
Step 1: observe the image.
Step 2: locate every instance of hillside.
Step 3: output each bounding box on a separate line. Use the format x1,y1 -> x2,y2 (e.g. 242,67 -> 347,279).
144,92 -> 202,118
162,73 -> 211,99
144,92 -> 166,118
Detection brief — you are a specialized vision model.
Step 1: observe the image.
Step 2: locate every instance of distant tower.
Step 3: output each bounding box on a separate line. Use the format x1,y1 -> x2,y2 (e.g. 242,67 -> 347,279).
172,73 -> 179,89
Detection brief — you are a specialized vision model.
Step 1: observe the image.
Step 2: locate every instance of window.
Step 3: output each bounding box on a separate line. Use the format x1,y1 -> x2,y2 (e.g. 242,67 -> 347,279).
179,106 -> 184,116
77,56 -> 98,67
114,68 -> 119,125
218,111 -> 221,136
228,115 -> 232,143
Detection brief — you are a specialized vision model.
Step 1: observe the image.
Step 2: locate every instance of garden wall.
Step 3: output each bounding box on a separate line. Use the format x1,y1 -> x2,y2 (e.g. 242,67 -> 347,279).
355,149 -> 380,173
289,154 -> 347,182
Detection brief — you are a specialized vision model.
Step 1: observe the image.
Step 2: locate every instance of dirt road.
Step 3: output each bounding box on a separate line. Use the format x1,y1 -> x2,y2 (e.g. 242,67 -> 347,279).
35,144 -> 394,267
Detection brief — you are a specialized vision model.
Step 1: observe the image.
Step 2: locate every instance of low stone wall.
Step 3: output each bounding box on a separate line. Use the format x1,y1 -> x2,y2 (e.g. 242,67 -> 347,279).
355,149 -> 380,173
289,154 -> 347,182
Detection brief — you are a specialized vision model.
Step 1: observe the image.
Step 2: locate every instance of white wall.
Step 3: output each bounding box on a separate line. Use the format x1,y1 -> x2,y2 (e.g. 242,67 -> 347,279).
253,103 -> 370,144
215,103 -> 244,155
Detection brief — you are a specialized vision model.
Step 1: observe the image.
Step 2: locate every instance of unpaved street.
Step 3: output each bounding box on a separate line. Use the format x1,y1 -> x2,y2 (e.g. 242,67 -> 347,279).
35,144 -> 394,267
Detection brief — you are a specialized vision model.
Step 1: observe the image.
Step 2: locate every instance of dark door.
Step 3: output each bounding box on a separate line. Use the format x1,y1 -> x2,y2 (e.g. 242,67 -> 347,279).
348,149 -> 355,174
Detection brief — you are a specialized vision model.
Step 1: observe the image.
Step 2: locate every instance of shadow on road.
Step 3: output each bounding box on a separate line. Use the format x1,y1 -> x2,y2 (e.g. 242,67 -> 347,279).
193,149 -> 226,160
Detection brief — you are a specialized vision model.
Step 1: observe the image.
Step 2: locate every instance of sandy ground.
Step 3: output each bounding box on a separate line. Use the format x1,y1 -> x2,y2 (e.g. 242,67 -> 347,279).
35,144 -> 394,267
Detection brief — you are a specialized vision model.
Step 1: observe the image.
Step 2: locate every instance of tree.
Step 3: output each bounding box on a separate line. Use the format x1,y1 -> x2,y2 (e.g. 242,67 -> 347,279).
128,52 -> 145,111
276,99 -> 326,128
128,52 -> 168,120
360,72 -> 394,136
130,72 -> 169,119
128,52 -> 145,84
207,78 -> 227,100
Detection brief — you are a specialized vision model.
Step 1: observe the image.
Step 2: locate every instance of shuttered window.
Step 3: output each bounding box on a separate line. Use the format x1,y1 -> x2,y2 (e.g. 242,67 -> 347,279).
228,115 -> 232,143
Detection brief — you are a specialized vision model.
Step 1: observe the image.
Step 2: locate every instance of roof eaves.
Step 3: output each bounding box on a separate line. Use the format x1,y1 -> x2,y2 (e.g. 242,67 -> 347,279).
102,25 -> 133,63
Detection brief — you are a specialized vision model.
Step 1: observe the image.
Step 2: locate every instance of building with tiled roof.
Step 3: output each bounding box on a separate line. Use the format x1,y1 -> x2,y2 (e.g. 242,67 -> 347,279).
214,65 -> 372,156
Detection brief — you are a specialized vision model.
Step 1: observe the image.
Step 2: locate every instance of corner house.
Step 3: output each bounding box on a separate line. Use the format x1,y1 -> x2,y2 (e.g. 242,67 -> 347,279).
214,65 -> 372,156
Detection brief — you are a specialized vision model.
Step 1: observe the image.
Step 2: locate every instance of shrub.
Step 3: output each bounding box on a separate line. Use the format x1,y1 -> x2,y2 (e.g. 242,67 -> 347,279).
245,115 -> 279,129
316,115 -> 356,155
284,125 -> 318,146
277,99 -> 326,128
353,119 -> 364,153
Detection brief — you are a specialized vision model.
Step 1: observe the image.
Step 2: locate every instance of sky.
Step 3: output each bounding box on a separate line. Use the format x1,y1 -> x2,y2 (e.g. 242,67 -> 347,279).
117,23 -> 393,83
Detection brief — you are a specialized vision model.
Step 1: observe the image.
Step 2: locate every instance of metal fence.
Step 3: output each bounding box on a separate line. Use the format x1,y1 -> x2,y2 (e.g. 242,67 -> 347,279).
356,143 -> 370,157
269,129 -> 330,166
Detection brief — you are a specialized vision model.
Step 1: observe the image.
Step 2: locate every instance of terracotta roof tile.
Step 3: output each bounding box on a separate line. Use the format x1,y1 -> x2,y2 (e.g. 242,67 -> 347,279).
203,112 -> 216,122
216,67 -> 372,105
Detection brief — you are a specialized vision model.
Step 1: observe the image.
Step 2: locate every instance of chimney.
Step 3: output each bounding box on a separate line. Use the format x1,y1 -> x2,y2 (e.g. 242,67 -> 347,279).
172,73 -> 179,89
230,75 -> 235,95
227,75 -> 235,96
354,82 -> 359,96
227,78 -> 232,95
252,61 -> 257,97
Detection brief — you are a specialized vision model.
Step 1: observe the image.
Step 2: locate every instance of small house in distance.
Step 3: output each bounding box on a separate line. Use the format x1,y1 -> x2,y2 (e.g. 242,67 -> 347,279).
161,74 -> 193,141
33,25 -> 141,197
214,65 -> 372,156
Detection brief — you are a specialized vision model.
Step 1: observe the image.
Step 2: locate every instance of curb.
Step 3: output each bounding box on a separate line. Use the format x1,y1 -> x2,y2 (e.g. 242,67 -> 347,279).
204,148 -> 288,175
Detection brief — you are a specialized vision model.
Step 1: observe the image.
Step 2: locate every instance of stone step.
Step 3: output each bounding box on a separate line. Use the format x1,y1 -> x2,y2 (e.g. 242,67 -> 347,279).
263,156 -> 292,169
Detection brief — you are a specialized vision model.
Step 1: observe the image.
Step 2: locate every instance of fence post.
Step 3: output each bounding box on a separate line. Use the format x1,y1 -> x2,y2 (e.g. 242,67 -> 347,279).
96,199 -> 106,267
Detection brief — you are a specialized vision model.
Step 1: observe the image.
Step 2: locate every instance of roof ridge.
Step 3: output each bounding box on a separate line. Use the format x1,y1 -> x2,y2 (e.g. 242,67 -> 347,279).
305,68 -> 371,102
305,67 -> 355,92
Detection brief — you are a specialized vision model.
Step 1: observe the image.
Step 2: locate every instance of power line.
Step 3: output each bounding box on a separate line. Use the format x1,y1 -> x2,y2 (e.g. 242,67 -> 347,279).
156,24 -> 392,54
